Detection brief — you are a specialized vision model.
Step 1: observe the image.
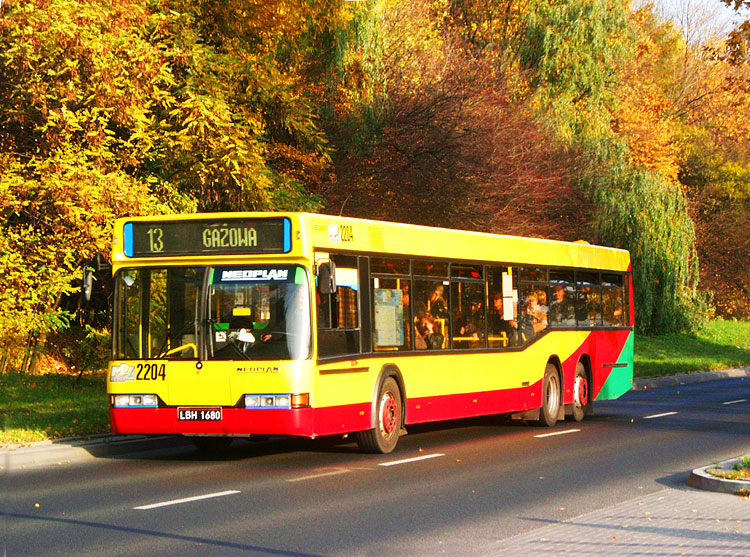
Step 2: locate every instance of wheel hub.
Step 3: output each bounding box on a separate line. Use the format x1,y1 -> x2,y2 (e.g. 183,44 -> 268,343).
380,394 -> 398,435
574,375 -> 589,407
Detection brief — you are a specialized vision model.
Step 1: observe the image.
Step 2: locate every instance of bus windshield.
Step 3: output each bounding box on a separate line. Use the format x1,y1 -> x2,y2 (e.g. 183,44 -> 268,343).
207,265 -> 311,361
113,265 -> 311,361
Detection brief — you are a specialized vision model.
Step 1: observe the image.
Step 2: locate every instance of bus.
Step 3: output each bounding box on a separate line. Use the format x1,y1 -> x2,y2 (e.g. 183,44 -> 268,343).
107,212 -> 634,453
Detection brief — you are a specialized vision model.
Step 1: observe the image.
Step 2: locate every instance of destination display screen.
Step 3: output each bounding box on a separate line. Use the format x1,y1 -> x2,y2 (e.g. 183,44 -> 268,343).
123,217 -> 291,257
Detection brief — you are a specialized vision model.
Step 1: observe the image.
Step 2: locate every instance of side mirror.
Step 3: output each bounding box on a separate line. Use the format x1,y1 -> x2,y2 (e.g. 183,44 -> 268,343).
82,267 -> 94,303
318,260 -> 336,295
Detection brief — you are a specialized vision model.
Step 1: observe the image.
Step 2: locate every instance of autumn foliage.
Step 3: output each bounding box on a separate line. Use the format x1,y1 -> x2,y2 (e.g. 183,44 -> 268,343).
1,0 -> 748,371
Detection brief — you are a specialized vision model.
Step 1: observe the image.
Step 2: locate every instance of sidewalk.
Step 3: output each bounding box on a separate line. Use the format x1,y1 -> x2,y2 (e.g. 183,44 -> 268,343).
489,487 -> 750,556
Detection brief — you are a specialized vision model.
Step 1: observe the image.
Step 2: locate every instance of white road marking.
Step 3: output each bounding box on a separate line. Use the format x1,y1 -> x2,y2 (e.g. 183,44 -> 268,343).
643,411 -> 678,419
723,399 -> 747,405
534,429 -> 580,438
134,490 -> 240,510
287,468 -> 353,482
379,453 -> 445,467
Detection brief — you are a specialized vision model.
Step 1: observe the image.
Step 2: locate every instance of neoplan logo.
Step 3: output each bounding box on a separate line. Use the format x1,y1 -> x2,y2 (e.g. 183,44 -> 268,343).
221,269 -> 289,281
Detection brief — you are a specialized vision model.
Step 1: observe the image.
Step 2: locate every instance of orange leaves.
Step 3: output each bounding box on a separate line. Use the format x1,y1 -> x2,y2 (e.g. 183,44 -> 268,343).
612,7 -> 681,183
613,91 -> 680,182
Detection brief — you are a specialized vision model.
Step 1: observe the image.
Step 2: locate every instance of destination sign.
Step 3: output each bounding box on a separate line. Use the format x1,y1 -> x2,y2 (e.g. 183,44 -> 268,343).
123,217 -> 291,257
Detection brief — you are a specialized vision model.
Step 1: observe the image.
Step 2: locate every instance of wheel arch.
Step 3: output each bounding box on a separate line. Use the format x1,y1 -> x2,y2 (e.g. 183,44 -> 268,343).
577,352 -> 592,376
577,353 -> 594,417
547,355 -> 564,421
547,355 -> 563,392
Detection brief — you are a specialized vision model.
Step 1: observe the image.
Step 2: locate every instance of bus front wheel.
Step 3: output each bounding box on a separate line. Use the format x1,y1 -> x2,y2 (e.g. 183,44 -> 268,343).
355,377 -> 402,454
536,363 -> 561,427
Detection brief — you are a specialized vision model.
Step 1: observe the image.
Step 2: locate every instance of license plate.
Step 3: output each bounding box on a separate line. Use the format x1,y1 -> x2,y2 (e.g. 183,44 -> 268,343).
177,408 -> 222,421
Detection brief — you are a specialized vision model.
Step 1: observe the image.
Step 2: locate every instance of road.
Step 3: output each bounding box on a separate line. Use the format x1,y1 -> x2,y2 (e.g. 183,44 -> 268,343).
3,376 -> 749,555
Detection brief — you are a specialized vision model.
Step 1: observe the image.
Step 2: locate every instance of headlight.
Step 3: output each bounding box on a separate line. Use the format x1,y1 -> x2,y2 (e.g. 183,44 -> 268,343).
244,394 -> 309,409
111,394 -> 159,408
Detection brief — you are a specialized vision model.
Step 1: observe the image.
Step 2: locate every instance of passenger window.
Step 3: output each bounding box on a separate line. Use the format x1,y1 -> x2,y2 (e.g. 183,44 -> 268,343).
517,267 -> 548,344
372,277 -> 411,351
414,279 -> 448,349
519,268 -> 546,282
576,272 -> 602,327
413,261 -> 448,277
371,257 -> 410,275
316,254 -> 361,358
451,282 -> 486,349
451,264 -> 483,280
602,273 -> 625,326
487,267 -> 518,348
518,284 -> 548,343
549,271 -> 576,327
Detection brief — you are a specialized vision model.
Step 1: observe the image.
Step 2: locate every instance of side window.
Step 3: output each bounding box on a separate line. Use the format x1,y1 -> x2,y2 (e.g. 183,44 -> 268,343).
316,254 -> 361,358
602,273 -> 625,326
549,270 -> 576,327
450,264 -> 485,349
517,268 -> 548,343
487,266 -> 518,348
576,272 -> 602,327
372,277 -> 411,351
413,278 -> 449,349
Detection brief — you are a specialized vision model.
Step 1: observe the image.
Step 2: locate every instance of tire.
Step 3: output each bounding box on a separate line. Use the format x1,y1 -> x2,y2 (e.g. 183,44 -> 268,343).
355,377 -> 402,453
572,361 -> 590,422
536,363 -> 561,427
191,436 -> 233,453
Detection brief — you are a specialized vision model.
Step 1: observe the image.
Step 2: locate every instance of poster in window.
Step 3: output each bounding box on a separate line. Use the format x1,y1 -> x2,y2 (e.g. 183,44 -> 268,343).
374,289 -> 404,347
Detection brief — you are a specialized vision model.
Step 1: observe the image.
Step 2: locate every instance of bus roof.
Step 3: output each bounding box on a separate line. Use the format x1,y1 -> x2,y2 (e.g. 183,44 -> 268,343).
113,212 -> 630,272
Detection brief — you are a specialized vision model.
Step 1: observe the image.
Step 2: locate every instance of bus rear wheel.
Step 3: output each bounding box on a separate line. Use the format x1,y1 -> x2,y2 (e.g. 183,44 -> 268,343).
355,377 -> 402,454
536,363 -> 561,427
572,362 -> 590,422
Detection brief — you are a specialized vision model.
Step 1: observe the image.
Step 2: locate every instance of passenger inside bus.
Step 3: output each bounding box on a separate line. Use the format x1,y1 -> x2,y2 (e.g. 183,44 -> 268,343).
417,312 -> 444,350
518,291 -> 548,342
427,285 -> 448,319
488,292 -> 518,347
550,285 -> 575,326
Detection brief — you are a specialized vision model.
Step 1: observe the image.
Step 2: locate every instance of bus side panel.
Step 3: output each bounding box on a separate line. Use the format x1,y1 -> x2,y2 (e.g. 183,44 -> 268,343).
557,329 -> 632,405
573,329 -> 634,401
594,329 -> 634,401
312,402 -> 372,437
404,382 -> 541,425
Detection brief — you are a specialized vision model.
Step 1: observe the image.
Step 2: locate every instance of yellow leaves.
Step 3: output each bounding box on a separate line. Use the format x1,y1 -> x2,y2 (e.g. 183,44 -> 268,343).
613,91 -> 680,182
612,7 -> 683,183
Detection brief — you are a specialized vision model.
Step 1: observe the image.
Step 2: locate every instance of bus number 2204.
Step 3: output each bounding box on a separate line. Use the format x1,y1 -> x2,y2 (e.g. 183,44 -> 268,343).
136,363 -> 166,381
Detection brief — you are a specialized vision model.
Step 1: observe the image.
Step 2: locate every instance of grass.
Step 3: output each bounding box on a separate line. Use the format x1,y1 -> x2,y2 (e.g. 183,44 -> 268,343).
0,372 -> 109,446
2,319 -> 750,445
634,319 -> 750,377
706,455 -> 750,481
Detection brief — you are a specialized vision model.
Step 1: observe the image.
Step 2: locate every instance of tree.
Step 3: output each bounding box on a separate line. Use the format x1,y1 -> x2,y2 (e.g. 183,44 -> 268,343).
721,0 -> 750,63
0,0 -> 345,371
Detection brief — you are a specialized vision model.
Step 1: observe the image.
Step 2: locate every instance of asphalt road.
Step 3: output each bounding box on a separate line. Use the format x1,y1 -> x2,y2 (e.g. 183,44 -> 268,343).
3,376 -> 749,556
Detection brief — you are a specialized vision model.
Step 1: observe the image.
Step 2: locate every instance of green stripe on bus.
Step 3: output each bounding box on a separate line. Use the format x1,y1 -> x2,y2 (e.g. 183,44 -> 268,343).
596,330 -> 634,401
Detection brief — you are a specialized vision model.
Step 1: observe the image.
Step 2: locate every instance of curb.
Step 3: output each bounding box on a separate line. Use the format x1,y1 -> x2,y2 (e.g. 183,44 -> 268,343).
688,457 -> 750,495
632,367 -> 750,391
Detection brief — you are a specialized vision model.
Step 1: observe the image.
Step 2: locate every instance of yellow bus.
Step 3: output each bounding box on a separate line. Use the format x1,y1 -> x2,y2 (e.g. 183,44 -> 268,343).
108,212 -> 633,453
